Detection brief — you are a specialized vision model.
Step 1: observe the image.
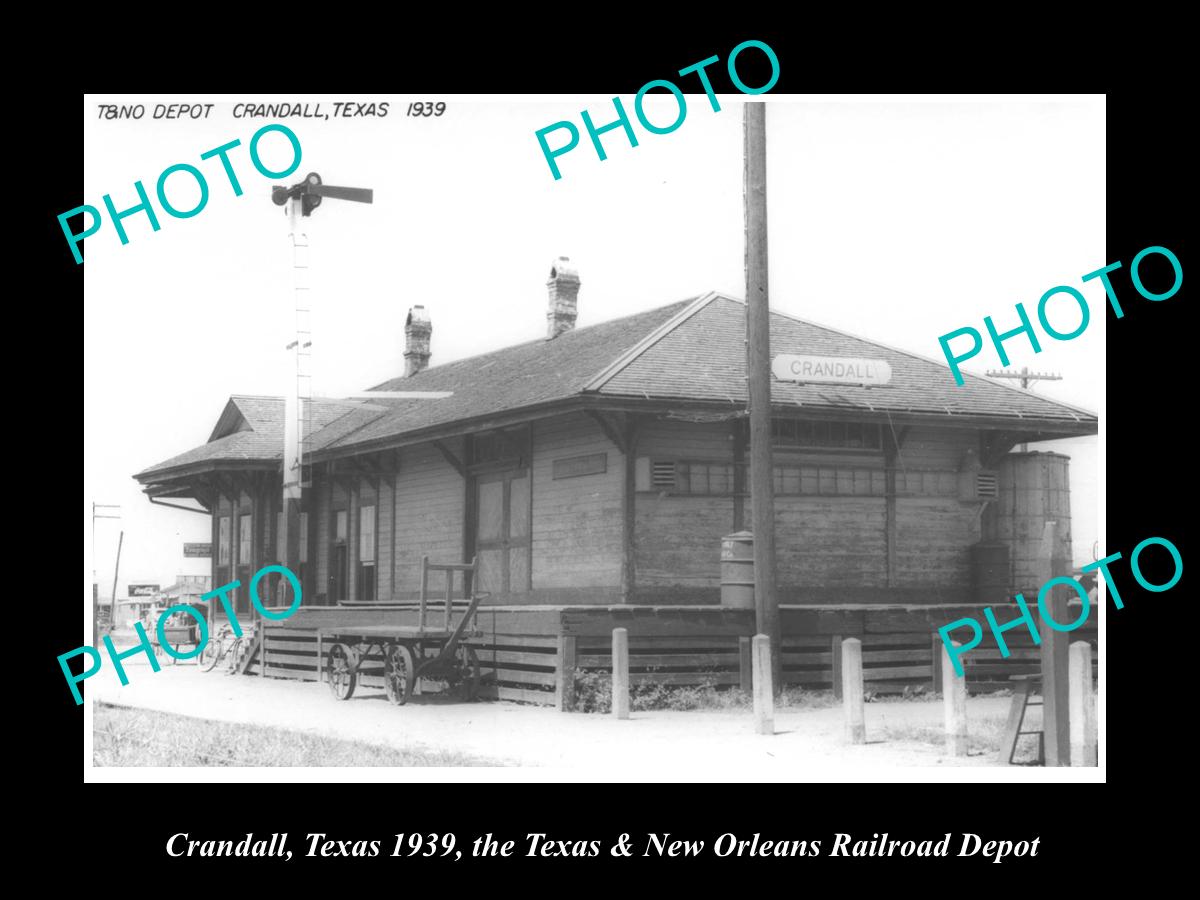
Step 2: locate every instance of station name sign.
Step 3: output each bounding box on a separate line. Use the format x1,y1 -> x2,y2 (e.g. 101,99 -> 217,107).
772,355 -> 892,386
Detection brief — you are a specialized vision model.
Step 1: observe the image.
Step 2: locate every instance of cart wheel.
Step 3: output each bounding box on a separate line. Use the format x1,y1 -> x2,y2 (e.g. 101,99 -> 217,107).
199,638 -> 223,672
384,643 -> 416,706
458,646 -> 481,701
327,644 -> 357,701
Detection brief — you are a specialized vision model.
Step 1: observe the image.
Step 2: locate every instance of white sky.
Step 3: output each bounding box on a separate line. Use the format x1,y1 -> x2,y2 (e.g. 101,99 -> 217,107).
83,94 -> 1104,596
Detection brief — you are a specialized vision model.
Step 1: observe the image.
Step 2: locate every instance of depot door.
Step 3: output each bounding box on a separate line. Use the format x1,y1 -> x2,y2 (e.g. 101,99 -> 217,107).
329,509 -> 348,603
474,469 -> 530,596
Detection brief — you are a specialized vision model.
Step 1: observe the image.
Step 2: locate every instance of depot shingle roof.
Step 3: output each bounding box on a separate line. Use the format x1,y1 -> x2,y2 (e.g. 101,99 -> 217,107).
595,295 -> 1095,421
134,396 -> 381,480
135,293 -> 1096,482
315,300 -> 698,453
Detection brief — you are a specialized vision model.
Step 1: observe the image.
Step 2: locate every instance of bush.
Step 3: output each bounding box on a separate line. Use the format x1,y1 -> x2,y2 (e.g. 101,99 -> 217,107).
573,669 -> 612,713
571,669 -> 838,713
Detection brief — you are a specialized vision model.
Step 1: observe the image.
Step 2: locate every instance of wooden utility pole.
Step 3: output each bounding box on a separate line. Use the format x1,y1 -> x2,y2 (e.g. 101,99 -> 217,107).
91,503 -> 120,647
1039,520 -> 1072,766
109,531 -> 124,637
744,102 -> 782,692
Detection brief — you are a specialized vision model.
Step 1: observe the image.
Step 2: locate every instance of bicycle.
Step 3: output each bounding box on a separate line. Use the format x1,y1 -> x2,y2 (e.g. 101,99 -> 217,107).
199,623 -> 246,674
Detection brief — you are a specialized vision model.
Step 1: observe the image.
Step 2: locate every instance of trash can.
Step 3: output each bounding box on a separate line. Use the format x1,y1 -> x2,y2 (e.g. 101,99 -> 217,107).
720,531 -> 755,609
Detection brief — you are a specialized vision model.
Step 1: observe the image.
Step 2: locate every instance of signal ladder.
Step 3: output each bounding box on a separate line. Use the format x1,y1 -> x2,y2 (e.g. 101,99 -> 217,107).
290,228 -> 313,491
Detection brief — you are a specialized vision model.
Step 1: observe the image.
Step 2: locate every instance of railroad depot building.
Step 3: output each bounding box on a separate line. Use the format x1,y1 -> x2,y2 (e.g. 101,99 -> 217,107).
134,259 -> 1098,703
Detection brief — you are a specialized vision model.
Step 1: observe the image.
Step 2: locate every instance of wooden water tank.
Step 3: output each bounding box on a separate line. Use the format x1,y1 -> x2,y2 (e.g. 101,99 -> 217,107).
983,451 -> 1072,596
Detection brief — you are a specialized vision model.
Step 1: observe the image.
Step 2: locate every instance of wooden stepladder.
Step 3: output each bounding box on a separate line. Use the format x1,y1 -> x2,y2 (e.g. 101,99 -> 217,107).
998,675 -> 1045,765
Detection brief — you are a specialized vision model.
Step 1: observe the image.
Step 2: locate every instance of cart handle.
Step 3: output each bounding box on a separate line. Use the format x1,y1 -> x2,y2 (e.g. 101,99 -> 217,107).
433,590 -> 488,664
420,554 -> 480,631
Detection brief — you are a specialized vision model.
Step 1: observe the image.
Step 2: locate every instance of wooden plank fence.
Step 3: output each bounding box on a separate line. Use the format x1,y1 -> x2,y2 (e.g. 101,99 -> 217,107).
249,602 -> 1099,708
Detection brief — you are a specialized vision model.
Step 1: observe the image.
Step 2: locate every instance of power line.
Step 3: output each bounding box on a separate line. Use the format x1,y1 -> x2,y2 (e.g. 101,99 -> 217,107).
985,367 -> 1065,452
985,366 -> 1063,390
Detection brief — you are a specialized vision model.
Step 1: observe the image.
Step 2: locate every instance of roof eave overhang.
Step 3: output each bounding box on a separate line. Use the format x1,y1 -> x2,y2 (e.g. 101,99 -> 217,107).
309,394 -> 1097,462
312,397 -> 594,461
595,395 -> 1098,438
133,458 -> 281,486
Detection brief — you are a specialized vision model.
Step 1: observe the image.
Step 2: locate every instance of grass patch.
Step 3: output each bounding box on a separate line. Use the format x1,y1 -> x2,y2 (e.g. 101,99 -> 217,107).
864,684 -> 935,703
877,713 -> 1039,762
572,670 -> 839,713
93,703 -> 506,767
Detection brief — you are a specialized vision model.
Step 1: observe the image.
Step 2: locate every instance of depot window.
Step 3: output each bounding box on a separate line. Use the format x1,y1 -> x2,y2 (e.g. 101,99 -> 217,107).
676,460 -> 735,495
217,516 -> 231,566
238,515 -> 253,565
359,505 -> 376,563
234,514 -> 253,613
654,459 -> 887,497
771,418 -> 882,451
357,505 -> 376,601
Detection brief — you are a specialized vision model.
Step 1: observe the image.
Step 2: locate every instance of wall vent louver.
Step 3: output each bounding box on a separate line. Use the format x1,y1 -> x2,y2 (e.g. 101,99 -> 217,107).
651,461 -> 677,489
976,471 -> 999,500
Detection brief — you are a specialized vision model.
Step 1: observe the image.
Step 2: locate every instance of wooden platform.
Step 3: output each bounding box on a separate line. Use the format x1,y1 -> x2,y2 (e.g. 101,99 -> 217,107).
247,601 -> 1098,708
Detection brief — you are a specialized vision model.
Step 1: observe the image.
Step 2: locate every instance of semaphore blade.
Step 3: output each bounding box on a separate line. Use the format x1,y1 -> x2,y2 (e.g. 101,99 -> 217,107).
310,185 -> 374,203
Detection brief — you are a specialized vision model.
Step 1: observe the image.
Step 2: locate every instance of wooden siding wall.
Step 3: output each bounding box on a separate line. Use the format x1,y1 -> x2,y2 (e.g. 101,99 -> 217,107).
892,427 -> 980,588
635,420 -> 733,588
773,495 -> 888,587
390,441 -> 465,598
767,448 -> 888,587
636,421 -> 985,594
294,419 -> 1005,604
531,412 -> 623,589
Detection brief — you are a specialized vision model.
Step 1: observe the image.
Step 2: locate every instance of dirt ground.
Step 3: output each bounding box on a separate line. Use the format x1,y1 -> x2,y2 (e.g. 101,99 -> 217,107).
84,654 -> 1040,771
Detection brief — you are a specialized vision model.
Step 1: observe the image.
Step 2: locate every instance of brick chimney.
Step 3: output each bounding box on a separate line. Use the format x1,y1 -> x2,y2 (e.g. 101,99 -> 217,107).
546,256 -> 580,339
404,305 -> 431,376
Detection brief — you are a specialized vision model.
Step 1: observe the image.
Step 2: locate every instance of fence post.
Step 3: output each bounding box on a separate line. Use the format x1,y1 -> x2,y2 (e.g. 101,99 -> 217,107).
738,636 -> 752,693
555,635 -> 576,712
831,633 -> 843,700
929,632 -> 943,693
1069,641 -> 1097,766
942,640 -> 968,756
752,634 -> 774,734
612,628 -> 629,719
842,637 -> 865,743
